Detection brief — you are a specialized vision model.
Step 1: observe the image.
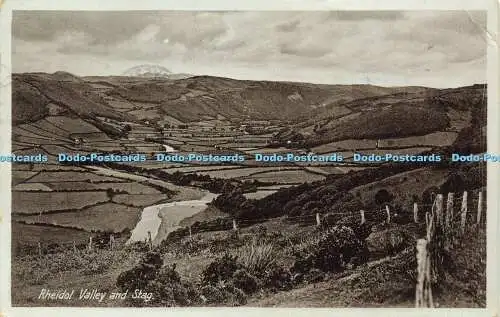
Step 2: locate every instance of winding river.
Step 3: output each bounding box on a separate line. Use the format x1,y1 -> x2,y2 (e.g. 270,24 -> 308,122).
126,192 -> 218,245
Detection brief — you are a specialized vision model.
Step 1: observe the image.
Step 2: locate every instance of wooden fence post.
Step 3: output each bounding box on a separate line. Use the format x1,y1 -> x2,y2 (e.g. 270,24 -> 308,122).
38,242 -> 42,257
109,234 -> 115,250
416,239 -> 427,307
189,226 -> 192,240
446,192 -> 454,230
434,194 -> 444,227
415,239 -> 434,308
360,210 -> 366,225
316,213 -> 321,227
73,241 -> 77,253
88,236 -> 93,251
147,231 -> 153,250
460,191 -> 468,232
426,210 -> 435,243
477,191 -> 483,225
413,203 -> 418,223
232,219 -> 238,231
385,205 -> 391,224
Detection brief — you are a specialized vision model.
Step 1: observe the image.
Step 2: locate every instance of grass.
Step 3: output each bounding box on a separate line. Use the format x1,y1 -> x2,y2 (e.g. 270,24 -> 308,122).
244,170 -> 325,184
14,202 -> 142,233
196,167 -> 300,179
349,167 -> 450,209
11,247 -> 143,307
111,193 -> 170,207
13,183 -> 53,191
45,116 -> 101,133
26,171 -> 128,183
378,132 -> 458,148
12,222 -> 92,248
234,240 -> 277,274
12,191 -> 110,214
312,139 -> 378,154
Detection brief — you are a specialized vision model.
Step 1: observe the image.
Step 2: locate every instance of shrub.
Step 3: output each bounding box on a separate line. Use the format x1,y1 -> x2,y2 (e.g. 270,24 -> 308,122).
232,269 -> 259,294
304,268 -> 325,283
235,240 -> 276,275
145,265 -> 201,306
202,254 -> 242,285
292,226 -> 368,274
116,253 -> 200,307
201,285 -> 226,304
262,264 -> 294,291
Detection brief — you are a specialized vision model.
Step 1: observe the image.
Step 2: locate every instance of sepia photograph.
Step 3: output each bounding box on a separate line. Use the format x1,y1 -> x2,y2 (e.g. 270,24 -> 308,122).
2,4 -> 495,313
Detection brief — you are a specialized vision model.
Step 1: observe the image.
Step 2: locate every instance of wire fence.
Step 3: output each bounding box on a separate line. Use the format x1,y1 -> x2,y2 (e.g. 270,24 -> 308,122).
23,188 -> 485,262
415,190 -> 485,307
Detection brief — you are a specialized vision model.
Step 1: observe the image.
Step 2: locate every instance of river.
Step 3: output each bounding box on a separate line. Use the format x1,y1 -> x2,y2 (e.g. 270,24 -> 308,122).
126,192 -> 218,245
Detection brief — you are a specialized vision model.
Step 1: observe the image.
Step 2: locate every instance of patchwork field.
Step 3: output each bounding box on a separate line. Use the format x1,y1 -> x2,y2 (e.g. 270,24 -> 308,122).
14,203 -> 142,233
12,191 -> 109,214
111,194 -> 170,207
25,171 -> 128,183
242,169 -> 326,184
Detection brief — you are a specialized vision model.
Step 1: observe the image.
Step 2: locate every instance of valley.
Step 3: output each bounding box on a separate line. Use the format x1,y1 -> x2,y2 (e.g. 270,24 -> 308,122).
10,71 -> 487,308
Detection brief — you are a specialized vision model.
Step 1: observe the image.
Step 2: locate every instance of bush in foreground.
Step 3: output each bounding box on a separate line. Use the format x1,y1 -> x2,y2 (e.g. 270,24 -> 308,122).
116,252 -> 201,307
292,226 -> 369,274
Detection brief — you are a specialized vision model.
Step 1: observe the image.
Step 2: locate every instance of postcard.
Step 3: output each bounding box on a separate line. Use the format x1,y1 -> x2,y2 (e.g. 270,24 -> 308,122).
0,0 -> 498,316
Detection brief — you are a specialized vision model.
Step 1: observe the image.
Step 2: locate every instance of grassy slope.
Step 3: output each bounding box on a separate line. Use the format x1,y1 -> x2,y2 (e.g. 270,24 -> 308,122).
250,226 -> 486,308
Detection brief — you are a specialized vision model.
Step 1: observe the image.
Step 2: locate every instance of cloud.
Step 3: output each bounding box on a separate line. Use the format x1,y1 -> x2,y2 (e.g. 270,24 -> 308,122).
12,10 -> 487,87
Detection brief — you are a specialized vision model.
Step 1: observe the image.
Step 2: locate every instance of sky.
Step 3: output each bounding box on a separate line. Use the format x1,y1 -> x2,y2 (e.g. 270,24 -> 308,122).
12,10 -> 487,88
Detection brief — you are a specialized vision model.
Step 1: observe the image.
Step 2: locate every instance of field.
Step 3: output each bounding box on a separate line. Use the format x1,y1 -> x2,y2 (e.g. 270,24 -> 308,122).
242,169 -> 326,184
25,171 -> 128,183
12,191 -> 109,214
111,194 -> 170,207
10,71 -> 487,308
12,222 -> 92,247
312,139 -> 378,153
13,183 -> 53,191
192,167 -> 301,179
377,132 -> 458,148
14,203 -> 142,233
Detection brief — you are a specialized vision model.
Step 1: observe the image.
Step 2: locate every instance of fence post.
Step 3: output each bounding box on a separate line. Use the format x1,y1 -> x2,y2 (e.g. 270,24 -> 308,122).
73,241 -> 77,253
477,191 -> 483,225
385,205 -> 391,224
360,210 -> 366,225
109,234 -> 115,250
413,203 -> 418,223
88,236 -> 93,251
415,239 -> 427,307
38,242 -> 42,257
434,194 -> 444,227
147,231 -> 153,250
460,191 -> 468,232
446,192 -> 454,230
415,239 -> 434,308
316,213 -> 321,227
232,219 -> 238,231
189,226 -> 192,240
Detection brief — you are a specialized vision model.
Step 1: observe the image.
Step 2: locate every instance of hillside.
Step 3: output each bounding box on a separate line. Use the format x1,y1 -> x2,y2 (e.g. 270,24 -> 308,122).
13,72 -> 433,125
279,84 -> 486,147
10,71 -> 487,308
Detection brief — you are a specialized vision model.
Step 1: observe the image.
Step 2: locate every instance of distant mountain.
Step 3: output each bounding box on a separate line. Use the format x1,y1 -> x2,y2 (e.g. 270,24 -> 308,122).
122,64 -> 193,79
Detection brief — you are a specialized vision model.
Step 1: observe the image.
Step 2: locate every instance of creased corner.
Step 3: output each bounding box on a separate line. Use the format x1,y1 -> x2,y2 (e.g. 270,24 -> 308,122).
465,10 -> 496,46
